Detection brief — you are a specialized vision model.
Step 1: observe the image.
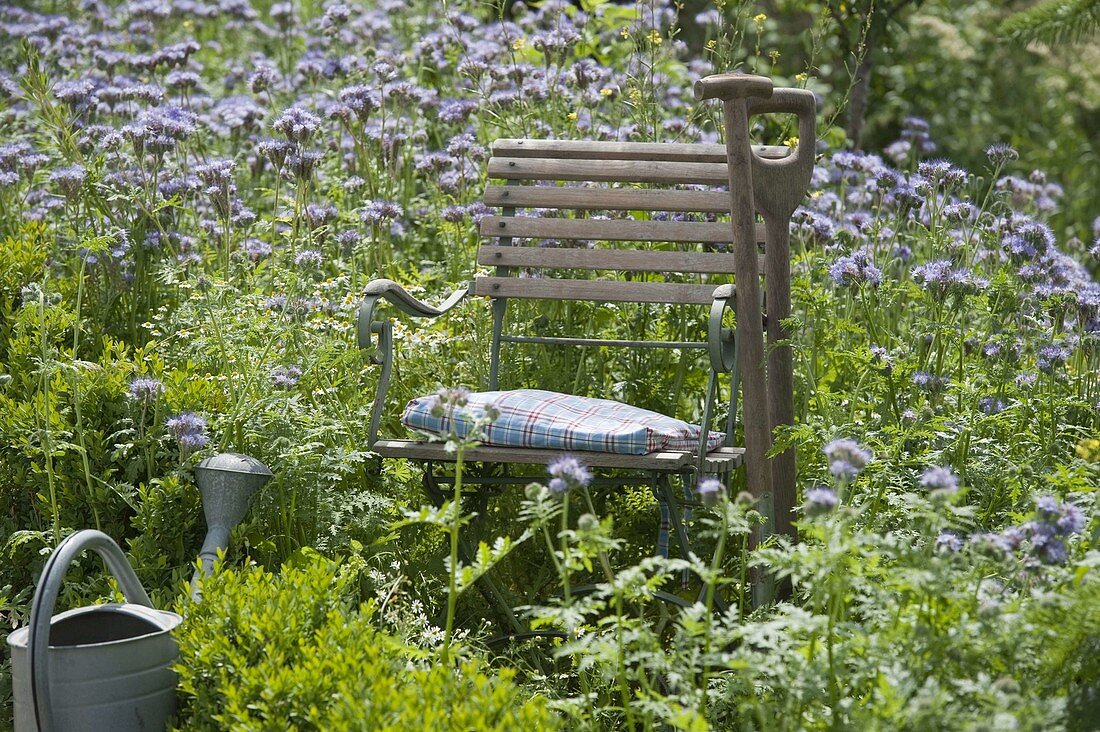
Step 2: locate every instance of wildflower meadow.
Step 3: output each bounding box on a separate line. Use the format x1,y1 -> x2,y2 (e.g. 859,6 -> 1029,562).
1,0 -> 1098,729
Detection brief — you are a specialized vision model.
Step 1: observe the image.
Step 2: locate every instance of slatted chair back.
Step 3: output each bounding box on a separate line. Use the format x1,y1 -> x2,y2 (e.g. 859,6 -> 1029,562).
470,139 -> 777,482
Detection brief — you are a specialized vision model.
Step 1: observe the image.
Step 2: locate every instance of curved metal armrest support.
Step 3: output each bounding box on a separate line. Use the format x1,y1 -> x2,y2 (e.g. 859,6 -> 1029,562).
357,279 -> 469,351
706,284 -> 741,452
708,284 -> 738,374
356,279 -> 469,447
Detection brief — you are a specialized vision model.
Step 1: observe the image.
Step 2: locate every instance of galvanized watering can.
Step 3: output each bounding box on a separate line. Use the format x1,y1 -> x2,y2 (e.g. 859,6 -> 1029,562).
7,530 -> 182,732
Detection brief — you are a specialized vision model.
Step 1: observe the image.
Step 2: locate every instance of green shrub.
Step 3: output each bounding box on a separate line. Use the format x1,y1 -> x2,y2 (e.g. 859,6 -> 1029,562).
173,553 -> 558,731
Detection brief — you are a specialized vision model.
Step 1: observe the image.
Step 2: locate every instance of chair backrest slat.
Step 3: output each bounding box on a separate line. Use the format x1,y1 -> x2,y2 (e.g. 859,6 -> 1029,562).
483,185 -> 733,213
472,277 -> 720,305
488,157 -> 730,185
491,138 -> 790,163
477,245 -> 765,275
480,215 -> 764,245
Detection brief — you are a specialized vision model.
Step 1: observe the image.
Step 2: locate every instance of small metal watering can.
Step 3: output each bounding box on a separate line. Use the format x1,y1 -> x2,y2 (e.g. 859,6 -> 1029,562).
7,530 -> 182,732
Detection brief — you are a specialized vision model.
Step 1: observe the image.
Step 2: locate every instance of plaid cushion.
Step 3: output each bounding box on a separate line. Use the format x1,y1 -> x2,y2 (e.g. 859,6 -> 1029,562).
401,389 -> 724,455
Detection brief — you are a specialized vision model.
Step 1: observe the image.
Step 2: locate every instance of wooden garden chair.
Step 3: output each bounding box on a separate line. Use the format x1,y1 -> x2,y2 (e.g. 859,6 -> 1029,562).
356,74 -> 816,622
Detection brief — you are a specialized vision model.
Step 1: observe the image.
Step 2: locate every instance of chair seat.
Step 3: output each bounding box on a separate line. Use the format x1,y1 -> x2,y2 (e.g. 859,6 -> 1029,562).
372,439 -> 744,473
401,389 -> 726,456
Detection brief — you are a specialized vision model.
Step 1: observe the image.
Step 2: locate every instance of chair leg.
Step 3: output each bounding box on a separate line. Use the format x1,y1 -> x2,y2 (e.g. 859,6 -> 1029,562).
422,464 -> 525,634
655,474 -> 694,562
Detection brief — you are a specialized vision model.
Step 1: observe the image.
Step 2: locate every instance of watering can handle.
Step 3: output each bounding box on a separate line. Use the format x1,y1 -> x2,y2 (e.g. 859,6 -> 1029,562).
28,530 -> 154,732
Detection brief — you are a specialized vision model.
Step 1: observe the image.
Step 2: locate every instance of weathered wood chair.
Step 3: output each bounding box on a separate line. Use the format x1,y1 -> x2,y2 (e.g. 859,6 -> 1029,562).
356,74 -> 815,618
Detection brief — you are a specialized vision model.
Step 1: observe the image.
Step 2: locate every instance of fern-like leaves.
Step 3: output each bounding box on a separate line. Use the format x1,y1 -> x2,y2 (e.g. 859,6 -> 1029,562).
1000,0 -> 1100,45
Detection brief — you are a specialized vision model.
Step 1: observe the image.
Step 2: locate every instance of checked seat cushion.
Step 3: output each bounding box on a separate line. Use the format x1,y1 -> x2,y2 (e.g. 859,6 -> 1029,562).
401,388 -> 724,456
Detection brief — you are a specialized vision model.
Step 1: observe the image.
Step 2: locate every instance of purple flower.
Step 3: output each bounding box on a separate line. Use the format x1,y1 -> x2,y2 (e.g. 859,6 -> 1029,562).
338,85 -> 380,122
361,199 -> 403,224
195,157 -> 234,184
166,412 -> 208,450
920,466 -> 959,495
273,106 -> 322,143
912,371 -> 948,393
803,486 -> 839,517
50,165 -> 86,198
128,376 -> 163,403
986,143 -> 1018,165
429,386 -> 471,418
249,64 -> 279,94
828,250 -> 882,288
547,455 -> 592,494
294,249 -> 323,267
935,531 -> 963,553
696,477 -> 724,507
271,364 -> 302,388
243,239 -> 272,261
978,396 -> 1007,415
1056,502 -> 1086,535
824,439 -> 871,481
943,202 -> 975,223
1036,343 -> 1071,373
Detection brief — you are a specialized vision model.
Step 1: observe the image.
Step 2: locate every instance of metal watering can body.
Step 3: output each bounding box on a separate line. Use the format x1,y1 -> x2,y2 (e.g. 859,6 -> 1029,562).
7,530 -> 182,732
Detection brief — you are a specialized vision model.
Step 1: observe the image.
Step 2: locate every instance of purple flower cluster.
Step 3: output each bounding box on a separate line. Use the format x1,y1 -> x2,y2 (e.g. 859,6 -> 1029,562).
829,250 -> 882,288
995,496 -> 1087,565
547,455 -> 592,494
166,412 -> 208,450
271,364 -> 303,388
919,466 -> 959,496
911,260 -> 987,300
823,438 -> 872,481
803,486 -> 839,517
128,376 -> 163,403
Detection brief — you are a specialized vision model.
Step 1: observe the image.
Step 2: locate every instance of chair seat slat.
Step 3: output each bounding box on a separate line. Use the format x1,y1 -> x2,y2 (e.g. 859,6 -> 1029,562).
372,439 -> 745,471
480,216 -> 765,244
478,245 -> 764,275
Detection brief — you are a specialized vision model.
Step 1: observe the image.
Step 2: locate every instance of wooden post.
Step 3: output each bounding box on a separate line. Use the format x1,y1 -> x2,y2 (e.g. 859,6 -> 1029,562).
748,89 -> 817,542
694,74 -> 774,509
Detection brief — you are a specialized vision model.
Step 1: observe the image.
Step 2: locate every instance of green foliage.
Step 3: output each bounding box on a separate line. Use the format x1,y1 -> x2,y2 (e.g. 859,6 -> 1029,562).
1001,0 -> 1100,46
173,554 -> 558,731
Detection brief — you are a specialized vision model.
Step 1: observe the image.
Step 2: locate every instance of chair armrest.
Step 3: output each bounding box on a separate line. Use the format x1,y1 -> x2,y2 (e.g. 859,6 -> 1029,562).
356,279 -> 469,447
708,285 -> 737,374
356,279 -> 469,350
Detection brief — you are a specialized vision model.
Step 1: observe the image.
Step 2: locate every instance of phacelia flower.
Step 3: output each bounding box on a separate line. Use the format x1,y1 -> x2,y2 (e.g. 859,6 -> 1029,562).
271,364 -> 303,388
803,486 -> 839,517
696,477 -> 724,507
273,106 -> 322,143
985,143 -> 1018,166
166,412 -> 208,450
547,455 -> 592,494
828,250 -> 882,288
920,466 -> 959,495
824,438 -> 871,481
128,376 -> 163,403
49,165 -> 86,198
935,531 -> 963,553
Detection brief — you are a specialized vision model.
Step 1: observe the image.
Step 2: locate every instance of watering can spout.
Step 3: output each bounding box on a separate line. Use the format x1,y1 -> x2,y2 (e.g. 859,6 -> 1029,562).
190,453 -> 273,600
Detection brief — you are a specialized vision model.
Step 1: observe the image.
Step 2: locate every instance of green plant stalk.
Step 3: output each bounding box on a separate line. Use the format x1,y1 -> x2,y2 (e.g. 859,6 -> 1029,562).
700,503 -> 730,721
38,289 -> 60,544
70,252 -> 101,531
440,444 -> 464,665
560,490 -> 571,605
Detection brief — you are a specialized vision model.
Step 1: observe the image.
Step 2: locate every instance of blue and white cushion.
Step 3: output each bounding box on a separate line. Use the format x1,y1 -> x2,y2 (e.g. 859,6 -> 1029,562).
402,389 -> 724,455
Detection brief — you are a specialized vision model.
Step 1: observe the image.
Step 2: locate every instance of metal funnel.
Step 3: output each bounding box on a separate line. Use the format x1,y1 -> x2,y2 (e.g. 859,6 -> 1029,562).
190,453 -> 273,600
